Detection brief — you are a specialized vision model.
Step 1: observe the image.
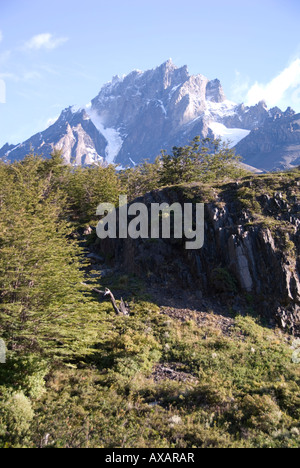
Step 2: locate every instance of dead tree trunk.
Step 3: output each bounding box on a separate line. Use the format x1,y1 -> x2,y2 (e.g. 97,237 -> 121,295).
93,288 -> 129,316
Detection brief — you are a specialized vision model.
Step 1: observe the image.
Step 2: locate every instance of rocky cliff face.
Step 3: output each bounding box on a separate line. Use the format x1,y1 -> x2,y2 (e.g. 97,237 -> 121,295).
235,111 -> 300,171
0,107 -> 107,165
2,60 -> 299,171
97,172 -> 300,334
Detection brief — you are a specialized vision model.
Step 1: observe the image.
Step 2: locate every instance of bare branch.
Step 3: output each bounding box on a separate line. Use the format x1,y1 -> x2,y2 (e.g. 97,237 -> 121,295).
93,287 -> 129,316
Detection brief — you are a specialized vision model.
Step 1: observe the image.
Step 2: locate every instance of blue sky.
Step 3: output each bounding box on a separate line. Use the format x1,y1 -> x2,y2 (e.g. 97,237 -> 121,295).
1,0 -> 300,147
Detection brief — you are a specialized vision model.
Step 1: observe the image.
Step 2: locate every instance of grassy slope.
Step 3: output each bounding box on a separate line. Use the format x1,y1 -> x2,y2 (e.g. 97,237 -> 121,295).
32,295 -> 300,448
1,168 -> 300,448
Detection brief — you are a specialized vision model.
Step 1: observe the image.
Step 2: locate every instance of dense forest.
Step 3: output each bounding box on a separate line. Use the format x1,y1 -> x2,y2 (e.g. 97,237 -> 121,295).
0,140 -> 299,448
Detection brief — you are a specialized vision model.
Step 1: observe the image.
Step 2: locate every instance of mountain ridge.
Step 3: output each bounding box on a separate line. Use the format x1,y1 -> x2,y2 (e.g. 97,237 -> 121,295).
1,59 -> 300,171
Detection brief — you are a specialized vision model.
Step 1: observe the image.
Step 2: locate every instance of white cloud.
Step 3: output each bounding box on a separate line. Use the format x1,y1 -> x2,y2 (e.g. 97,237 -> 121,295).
245,59 -> 300,111
24,33 -> 68,51
23,71 -> 42,81
0,72 -> 19,82
0,70 -> 41,83
46,115 -> 59,128
0,30 -> 3,42
0,78 -> 6,104
0,50 -> 11,66
231,71 -> 250,103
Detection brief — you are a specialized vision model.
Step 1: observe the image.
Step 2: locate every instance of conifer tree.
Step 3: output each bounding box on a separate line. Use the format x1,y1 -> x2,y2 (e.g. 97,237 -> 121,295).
0,155 -> 99,357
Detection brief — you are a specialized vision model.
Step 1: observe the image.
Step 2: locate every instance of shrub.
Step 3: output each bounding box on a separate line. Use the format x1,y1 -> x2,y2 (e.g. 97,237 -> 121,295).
0,389 -> 34,447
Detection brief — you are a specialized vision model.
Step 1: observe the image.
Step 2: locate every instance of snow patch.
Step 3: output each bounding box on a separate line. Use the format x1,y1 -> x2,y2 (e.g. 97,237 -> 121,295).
169,84 -> 181,99
71,105 -> 81,114
208,122 -> 250,148
5,144 -> 21,156
46,116 -> 59,128
157,100 -> 167,116
206,100 -> 237,119
115,164 -> 126,171
86,108 -> 123,164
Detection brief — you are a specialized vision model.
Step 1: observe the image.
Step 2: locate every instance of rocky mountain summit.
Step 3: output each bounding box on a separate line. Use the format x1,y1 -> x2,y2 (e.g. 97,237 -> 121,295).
0,107 -> 107,166
1,59 -> 300,171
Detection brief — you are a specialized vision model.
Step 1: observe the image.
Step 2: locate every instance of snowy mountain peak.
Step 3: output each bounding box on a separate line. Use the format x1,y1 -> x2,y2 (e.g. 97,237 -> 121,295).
1,60 -> 299,171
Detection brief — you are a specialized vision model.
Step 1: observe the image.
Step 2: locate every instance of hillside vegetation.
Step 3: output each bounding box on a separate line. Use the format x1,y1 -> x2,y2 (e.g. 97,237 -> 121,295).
0,142 -> 299,448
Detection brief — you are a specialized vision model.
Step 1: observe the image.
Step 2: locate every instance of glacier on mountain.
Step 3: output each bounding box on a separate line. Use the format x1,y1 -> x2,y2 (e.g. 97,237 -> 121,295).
85,108 -> 123,164
208,122 -> 251,148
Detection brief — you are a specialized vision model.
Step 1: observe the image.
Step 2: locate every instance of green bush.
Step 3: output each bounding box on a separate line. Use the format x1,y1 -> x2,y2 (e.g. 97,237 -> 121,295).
0,389 -> 34,448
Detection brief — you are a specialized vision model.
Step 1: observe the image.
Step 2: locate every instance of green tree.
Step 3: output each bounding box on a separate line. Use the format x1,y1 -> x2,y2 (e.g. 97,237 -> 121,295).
159,137 -> 247,186
119,157 -> 161,200
0,155 -> 99,357
64,164 -> 121,224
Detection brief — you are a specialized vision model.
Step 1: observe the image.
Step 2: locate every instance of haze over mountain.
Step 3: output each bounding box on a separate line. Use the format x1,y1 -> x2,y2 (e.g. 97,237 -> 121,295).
1,59 -> 300,171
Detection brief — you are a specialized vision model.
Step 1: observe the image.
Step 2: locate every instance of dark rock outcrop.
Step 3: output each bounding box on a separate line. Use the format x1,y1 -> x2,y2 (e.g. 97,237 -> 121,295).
98,180 -> 300,334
